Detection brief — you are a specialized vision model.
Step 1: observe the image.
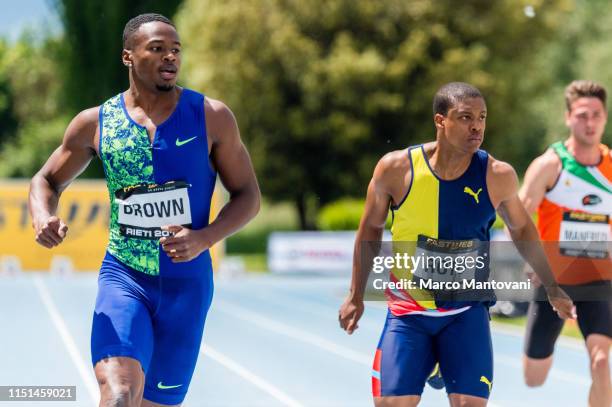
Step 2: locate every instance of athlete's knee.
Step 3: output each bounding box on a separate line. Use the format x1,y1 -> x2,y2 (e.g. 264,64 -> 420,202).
102,384 -> 138,407
590,350 -> 610,378
95,358 -> 144,407
587,335 -> 611,379
374,395 -> 420,407
97,378 -> 142,407
523,356 -> 552,387
449,394 -> 487,407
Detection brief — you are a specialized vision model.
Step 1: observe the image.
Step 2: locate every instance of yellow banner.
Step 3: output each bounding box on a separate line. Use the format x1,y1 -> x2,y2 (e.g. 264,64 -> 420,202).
0,180 -> 223,272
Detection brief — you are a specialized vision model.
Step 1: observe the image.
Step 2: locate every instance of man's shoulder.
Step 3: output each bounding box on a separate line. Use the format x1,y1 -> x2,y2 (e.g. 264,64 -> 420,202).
487,154 -> 518,185
524,148 -> 562,183
78,106 -> 101,122
63,106 -> 100,149
204,96 -> 231,116
70,106 -> 100,132
203,96 -> 238,144
379,149 -> 411,170
373,149 -> 412,183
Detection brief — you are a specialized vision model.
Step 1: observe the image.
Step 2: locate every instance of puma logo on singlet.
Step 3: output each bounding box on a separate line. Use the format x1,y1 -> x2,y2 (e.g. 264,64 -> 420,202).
464,186 -> 483,204
480,376 -> 492,393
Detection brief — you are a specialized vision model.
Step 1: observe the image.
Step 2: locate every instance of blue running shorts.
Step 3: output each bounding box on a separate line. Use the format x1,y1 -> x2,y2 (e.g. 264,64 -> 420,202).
372,305 -> 493,399
91,251 -> 214,405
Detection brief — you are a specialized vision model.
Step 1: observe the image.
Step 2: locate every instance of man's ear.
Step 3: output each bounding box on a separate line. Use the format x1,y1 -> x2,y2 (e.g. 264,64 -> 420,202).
122,49 -> 133,67
434,113 -> 445,130
564,110 -> 571,128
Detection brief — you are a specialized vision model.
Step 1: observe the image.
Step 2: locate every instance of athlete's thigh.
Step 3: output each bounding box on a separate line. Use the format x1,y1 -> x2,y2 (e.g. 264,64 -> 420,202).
91,255 -> 155,371
524,289 -> 564,359
437,305 -> 493,399
575,299 -> 612,340
373,312 -> 437,398
143,271 -> 214,405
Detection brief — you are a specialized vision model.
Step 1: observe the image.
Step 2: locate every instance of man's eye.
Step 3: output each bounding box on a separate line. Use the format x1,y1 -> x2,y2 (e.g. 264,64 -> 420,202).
172,48 -> 181,54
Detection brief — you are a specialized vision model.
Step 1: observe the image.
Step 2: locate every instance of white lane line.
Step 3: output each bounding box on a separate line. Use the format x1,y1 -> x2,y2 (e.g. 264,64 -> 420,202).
33,275 -> 100,404
202,345 -> 303,407
247,292 -> 384,333
216,301 -> 504,406
216,299 -> 589,392
215,300 -> 371,365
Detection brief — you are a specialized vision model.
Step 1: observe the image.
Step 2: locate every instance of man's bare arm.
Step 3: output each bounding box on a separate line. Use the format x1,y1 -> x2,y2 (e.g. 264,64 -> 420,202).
519,150 -> 560,214
28,107 -> 99,248
204,99 -> 260,245
160,98 -> 260,262
488,158 -> 574,319
339,152 -> 404,334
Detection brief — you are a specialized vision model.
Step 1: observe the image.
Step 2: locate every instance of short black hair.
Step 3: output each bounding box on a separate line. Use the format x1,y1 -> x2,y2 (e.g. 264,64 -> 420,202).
123,13 -> 175,49
433,82 -> 484,116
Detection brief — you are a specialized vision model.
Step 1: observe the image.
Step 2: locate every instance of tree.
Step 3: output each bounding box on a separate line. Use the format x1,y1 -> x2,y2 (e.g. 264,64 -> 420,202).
529,0 -> 612,147
0,40 -> 18,148
177,0 -> 572,228
0,35 -> 70,177
52,0 -> 184,114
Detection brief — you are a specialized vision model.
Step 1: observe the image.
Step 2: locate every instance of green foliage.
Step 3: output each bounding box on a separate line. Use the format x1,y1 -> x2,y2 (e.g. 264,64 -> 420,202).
529,0 -> 612,147
226,229 -> 270,254
317,198 -> 392,230
52,0 -> 184,113
176,0 -> 572,228
226,200 -> 298,253
492,214 -> 506,230
0,40 -> 19,147
0,116 -> 69,177
317,198 -> 364,230
0,35 -> 69,177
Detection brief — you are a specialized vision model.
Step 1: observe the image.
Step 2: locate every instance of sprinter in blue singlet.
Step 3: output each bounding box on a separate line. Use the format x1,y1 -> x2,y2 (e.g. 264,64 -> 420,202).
29,13 -> 260,406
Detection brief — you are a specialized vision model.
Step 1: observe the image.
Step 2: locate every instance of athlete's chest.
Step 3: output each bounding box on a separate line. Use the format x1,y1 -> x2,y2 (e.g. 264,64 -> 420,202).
547,169 -> 612,214
100,94 -> 210,185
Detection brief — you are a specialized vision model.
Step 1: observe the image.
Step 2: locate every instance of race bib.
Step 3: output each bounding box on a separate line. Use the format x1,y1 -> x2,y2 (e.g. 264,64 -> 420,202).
115,181 -> 192,239
412,235 -> 487,283
559,211 -> 611,259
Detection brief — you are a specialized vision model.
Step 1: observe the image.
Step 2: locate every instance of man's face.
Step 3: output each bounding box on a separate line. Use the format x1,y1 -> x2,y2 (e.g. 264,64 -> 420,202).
435,97 -> 487,153
123,21 -> 181,92
565,97 -> 607,146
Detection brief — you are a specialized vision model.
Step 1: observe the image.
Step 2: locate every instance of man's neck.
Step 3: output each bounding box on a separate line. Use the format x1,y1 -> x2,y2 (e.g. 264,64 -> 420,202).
428,141 -> 473,180
565,136 -> 602,166
125,80 -> 180,114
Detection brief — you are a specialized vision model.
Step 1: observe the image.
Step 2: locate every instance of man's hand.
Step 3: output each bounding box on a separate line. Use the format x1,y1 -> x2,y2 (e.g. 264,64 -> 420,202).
339,296 -> 364,335
160,225 -> 211,263
34,216 -> 68,248
524,264 -> 541,287
545,285 -> 576,320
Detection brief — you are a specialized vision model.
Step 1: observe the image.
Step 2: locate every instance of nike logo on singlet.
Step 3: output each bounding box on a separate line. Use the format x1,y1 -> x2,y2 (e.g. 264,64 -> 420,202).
176,136 -> 197,147
157,381 -> 183,390
464,186 -> 482,204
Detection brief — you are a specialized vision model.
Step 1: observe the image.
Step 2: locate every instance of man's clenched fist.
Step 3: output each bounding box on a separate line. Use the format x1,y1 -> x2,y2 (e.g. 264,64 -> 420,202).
34,216 -> 68,248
